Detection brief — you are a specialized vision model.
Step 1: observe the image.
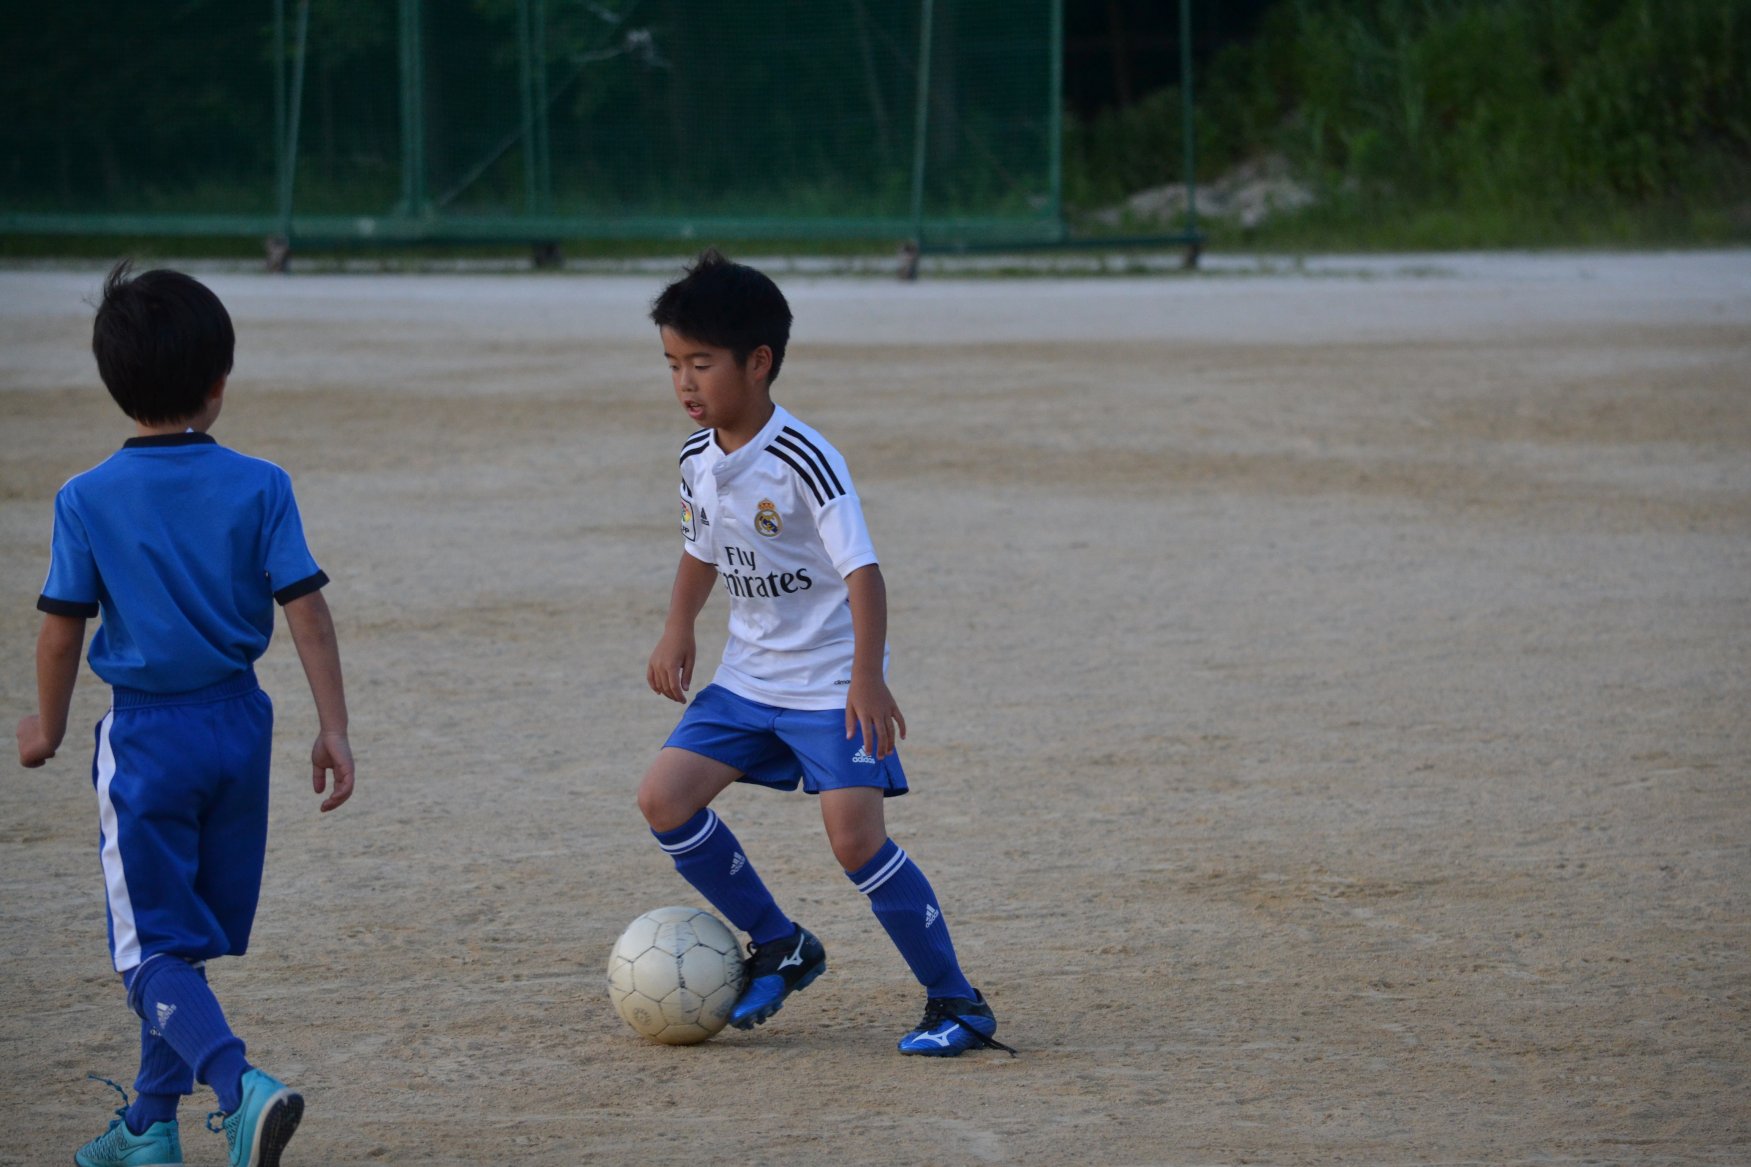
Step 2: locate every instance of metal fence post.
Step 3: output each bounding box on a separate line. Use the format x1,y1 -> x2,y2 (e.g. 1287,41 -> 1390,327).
1180,0 -> 1200,265
273,0 -> 286,215
533,0 -> 551,212
399,0 -> 427,216
277,0 -> 311,242
518,0 -> 537,214
908,0 -> 936,249
1049,0 -> 1064,239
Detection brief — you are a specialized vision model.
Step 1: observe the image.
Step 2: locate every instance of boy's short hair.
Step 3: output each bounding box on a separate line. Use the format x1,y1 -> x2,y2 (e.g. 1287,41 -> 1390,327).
92,260 -> 235,424
651,248 -> 793,382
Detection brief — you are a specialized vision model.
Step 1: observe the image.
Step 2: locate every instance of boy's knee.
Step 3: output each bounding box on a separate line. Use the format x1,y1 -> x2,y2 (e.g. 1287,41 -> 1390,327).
828,827 -> 885,873
636,778 -> 690,833
635,782 -> 663,828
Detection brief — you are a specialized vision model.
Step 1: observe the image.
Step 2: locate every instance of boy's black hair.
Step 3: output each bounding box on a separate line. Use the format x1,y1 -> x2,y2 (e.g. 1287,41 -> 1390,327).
650,248 -> 792,382
91,259 -> 235,424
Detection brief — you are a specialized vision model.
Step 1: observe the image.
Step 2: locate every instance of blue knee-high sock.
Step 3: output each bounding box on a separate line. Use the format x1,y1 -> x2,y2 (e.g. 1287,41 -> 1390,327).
848,839 -> 975,999
653,809 -> 793,945
125,1012 -> 193,1134
125,956 -> 250,1114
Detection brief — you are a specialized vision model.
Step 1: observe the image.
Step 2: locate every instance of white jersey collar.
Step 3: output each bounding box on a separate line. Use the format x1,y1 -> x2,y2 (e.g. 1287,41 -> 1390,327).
714,403 -> 792,472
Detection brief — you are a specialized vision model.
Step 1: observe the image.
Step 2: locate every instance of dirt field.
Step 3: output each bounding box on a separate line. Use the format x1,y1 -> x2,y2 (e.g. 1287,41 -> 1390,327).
2,252 -> 1747,1166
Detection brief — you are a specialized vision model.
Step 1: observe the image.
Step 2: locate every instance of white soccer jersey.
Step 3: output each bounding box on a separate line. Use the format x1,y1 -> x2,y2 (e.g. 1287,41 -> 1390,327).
677,403 -> 882,710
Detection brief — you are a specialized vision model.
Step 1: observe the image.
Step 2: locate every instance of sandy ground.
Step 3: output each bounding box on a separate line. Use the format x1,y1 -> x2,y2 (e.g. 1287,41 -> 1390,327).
1,252 -> 1747,1166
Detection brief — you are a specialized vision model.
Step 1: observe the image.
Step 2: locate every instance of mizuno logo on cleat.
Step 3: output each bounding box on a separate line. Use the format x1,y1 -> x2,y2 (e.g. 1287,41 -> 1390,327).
777,934 -> 807,970
918,1028 -> 956,1047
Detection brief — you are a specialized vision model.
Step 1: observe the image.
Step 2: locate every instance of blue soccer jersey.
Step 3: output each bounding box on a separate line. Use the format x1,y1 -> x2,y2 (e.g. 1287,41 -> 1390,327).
38,433 -> 327,693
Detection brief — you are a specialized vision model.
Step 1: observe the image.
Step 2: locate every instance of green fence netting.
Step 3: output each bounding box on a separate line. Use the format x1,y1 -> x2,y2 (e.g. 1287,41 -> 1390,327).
1,0 -> 1065,250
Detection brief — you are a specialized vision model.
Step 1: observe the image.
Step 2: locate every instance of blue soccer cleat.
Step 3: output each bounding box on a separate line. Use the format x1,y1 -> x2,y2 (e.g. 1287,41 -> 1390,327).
74,1075 -> 183,1166
728,925 -> 826,1029
74,1118 -> 183,1167
208,1068 -> 302,1167
897,990 -> 1017,1057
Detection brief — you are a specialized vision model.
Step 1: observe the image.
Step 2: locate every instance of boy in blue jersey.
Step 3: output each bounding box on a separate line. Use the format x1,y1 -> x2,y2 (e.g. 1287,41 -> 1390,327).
15,262 -> 354,1167
637,250 -> 1013,1057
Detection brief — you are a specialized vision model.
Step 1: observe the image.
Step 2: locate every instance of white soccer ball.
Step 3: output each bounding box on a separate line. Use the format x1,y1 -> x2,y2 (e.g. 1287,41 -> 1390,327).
606,906 -> 747,1044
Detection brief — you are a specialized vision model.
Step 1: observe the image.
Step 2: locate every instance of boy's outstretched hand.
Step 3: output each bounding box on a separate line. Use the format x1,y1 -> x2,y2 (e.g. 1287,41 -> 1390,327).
846,676 -> 907,760
313,729 -> 354,812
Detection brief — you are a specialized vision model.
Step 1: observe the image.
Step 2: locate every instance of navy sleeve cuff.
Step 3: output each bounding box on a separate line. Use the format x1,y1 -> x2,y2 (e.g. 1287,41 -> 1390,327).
38,595 -> 99,618
273,570 -> 329,606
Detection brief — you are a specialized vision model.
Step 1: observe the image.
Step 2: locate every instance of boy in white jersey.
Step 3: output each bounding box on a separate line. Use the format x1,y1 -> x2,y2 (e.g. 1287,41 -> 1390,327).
638,250 -> 1012,1056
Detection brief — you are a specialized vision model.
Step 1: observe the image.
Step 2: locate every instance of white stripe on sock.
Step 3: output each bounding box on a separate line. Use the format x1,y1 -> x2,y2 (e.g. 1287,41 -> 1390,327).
658,809 -> 719,856
95,711 -> 142,972
855,846 -> 909,895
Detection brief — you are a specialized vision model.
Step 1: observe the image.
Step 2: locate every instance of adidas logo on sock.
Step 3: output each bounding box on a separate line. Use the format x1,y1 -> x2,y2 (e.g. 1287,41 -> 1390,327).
923,904 -> 939,929
155,1002 -> 177,1031
730,852 -> 746,876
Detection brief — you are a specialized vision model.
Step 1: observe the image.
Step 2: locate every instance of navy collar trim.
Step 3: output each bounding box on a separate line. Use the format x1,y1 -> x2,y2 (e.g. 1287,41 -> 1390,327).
123,432 -> 217,449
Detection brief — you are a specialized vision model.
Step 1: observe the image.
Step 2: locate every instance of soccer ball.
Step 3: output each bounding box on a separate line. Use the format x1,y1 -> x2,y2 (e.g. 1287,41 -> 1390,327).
606,906 -> 748,1044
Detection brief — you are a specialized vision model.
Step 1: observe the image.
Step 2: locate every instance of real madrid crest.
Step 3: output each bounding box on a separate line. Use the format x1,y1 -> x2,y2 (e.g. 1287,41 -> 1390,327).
754,498 -> 782,538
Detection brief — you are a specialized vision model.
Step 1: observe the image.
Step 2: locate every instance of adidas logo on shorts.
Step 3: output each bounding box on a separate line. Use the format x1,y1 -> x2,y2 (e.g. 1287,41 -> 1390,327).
852,748 -> 876,765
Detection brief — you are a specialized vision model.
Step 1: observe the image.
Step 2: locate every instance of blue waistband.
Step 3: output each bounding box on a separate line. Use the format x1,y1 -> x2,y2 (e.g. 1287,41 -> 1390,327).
112,667 -> 260,710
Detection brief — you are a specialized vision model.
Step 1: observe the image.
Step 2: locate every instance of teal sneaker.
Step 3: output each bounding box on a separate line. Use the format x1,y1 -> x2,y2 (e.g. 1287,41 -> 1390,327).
74,1076 -> 182,1166
207,1069 -> 303,1167
897,990 -> 1017,1057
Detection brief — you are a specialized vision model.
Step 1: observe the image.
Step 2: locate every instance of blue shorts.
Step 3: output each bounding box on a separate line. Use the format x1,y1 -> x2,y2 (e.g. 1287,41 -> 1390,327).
665,684 -> 908,797
92,670 -> 273,973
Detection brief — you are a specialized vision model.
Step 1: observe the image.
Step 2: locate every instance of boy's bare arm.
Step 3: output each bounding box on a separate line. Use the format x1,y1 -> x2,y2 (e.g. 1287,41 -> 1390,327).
649,552 -> 720,702
16,614 -> 86,767
844,564 -> 906,759
282,590 -> 354,812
